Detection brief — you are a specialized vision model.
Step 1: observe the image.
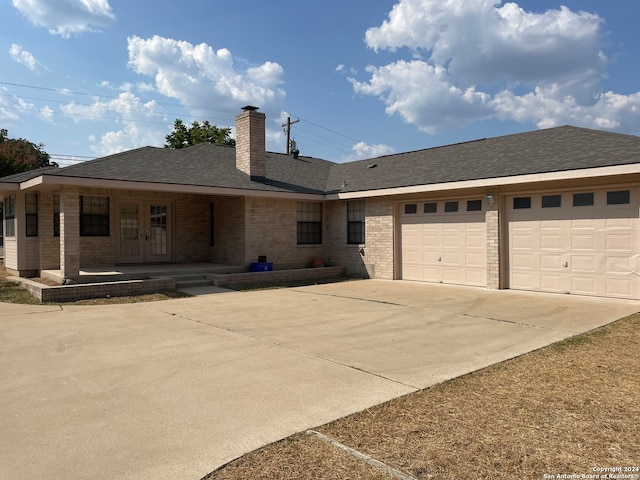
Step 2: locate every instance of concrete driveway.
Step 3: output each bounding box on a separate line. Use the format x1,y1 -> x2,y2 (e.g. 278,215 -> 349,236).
1,280 -> 638,480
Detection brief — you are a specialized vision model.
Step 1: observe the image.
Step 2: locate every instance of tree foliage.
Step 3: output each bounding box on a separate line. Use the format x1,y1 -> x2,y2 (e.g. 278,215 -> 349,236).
164,119 -> 236,149
0,128 -> 58,178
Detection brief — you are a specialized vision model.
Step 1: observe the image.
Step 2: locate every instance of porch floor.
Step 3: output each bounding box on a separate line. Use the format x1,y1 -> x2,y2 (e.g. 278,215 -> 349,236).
42,263 -> 246,283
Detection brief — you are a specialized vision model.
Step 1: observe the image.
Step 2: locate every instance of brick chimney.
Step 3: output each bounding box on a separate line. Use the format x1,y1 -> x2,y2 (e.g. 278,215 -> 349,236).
235,105 -> 266,180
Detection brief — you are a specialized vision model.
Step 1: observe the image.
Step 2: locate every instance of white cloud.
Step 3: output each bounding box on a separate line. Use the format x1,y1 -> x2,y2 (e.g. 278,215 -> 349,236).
127,35 -> 286,113
0,86 -> 35,123
9,44 -> 48,73
39,105 -> 54,122
61,91 -> 167,156
12,0 -> 115,37
346,141 -> 395,161
353,0 -> 640,135
335,64 -> 345,72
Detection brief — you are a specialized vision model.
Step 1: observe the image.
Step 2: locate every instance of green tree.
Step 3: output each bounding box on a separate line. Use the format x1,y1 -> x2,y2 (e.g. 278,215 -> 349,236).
164,119 -> 235,149
0,128 -> 58,178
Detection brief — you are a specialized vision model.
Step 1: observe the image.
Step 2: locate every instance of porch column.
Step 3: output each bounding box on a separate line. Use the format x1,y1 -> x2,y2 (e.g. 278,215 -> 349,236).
38,192 -> 58,270
485,190 -> 500,289
59,187 -> 80,279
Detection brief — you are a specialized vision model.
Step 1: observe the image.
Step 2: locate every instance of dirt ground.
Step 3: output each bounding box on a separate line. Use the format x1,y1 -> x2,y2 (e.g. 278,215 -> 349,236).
206,313 -> 640,480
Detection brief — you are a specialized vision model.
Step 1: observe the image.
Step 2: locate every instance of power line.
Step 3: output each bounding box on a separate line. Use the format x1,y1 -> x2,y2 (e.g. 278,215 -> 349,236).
1,80 -> 373,160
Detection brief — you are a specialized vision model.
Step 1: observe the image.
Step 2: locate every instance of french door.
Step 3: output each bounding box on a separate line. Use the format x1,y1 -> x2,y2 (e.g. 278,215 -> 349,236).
118,201 -> 173,263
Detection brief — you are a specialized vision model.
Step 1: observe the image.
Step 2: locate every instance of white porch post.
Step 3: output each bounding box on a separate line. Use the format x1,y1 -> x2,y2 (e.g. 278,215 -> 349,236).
59,187 -> 80,279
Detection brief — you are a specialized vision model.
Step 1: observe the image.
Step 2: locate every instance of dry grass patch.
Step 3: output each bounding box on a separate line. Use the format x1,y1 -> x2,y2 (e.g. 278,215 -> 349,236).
207,314 -> 640,480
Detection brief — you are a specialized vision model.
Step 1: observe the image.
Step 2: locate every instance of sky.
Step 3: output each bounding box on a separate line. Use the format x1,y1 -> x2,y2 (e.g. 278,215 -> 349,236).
1,0 -> 640,167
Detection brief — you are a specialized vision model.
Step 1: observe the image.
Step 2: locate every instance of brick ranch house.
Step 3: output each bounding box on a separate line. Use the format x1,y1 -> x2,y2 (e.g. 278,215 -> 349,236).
2,106 -> 640,300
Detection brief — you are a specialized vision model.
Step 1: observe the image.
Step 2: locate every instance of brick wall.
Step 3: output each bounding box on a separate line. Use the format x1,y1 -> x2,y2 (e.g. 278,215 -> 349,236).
485,195 -> 500,289
325,200 -> 368,276
175,193 -> 210,263
361,197 -> 395,279
243,197 -> 324,268
235,110 -> 265,178
212,196 -> 246,265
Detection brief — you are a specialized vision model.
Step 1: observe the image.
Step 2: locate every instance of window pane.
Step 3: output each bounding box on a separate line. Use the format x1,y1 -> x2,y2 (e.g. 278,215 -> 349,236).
25,194 -> 38,237
5,196 -> 15,237
466,200 -> 482,211
573,192 -> 594,207
444,201 -> 458,212
80,196 -> 110,236
423,202 -> 437,213
513,197 -> 531,209
607,190 -> 630,205
404,204 -> 417,214
542,195 -> 561,208
297,202 -> 322,244
347,200 -> 365,244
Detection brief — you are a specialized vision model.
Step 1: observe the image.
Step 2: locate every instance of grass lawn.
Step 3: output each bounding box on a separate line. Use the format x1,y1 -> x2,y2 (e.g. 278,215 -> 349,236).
206,313 -> 640,480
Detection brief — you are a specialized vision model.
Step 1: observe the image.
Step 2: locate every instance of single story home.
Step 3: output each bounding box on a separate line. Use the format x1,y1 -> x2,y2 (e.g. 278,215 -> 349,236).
2,106 -> 640,300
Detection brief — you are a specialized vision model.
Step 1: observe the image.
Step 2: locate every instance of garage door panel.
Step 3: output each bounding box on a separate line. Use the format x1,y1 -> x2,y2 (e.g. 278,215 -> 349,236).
540,234 -> 563,250
605,278 -> 634,298
511,253 -> 534,269
605,234 -> 633,251
571,234 -> 596,250
571,255 -> 598,273
511,234 -> 533,249
571,276 -> 597,295
540,254 -> 562,271
540,274 -> 564,292
464,269 -> 486,286
511,272 -> 535,289
465,251 -> 485,268
605,256 -> 633,275
507,188 -> 640,300
401,204 -> 486,286
605,216 -> 634,228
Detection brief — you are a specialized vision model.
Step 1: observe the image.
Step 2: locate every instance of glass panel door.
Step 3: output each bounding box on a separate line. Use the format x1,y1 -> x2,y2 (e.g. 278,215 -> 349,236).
149,205 -> 167,256
118,203 -> 143,263
143,202 -> 172,262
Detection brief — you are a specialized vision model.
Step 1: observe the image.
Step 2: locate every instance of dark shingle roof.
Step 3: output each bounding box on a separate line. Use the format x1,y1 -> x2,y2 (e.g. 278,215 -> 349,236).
43,143 -> 334,194
327,126 -> 640,193
0,166 -> 59,184
2,126 -> 639,195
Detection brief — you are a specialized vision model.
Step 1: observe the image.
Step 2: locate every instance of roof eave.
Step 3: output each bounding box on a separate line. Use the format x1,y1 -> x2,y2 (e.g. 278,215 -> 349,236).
326,163 -> 640,200
21,174 -> 324,200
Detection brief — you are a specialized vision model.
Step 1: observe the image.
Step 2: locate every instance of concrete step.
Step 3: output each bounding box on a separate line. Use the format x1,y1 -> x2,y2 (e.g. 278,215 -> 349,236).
175,278 -> 214,289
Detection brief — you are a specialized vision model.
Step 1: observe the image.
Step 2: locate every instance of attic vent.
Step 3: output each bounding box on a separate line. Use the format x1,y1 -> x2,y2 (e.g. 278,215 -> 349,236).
367,163 -> 378,169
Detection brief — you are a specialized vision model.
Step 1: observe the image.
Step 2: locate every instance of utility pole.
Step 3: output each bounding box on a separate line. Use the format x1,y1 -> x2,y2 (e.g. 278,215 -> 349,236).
282,116 -> 300,154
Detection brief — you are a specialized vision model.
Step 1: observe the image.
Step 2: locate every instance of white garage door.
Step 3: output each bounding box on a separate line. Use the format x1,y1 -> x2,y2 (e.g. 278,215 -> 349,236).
401,199 -> 486,286
507,188 -> 640,299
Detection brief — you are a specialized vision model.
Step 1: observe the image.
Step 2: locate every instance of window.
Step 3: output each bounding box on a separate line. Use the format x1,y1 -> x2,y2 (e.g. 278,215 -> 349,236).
347,200 -> 365,244
444,201 -> 459,212
404,204 -> 417,214
542,195 -> 561,208
297,202 -> 322,245
5,196 -> 15,237
423,202 -> 437,213
513,197 -> 531,209
607,190 -> 630,205
80,196 -> 110,236
25,194 -> 38,237
573,192 -> 594,207
466,200 -> 482,212
53,194 -> 60,237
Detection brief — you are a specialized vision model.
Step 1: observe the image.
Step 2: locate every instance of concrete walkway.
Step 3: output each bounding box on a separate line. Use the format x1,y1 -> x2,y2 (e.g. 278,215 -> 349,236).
1,280 -> 638,480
